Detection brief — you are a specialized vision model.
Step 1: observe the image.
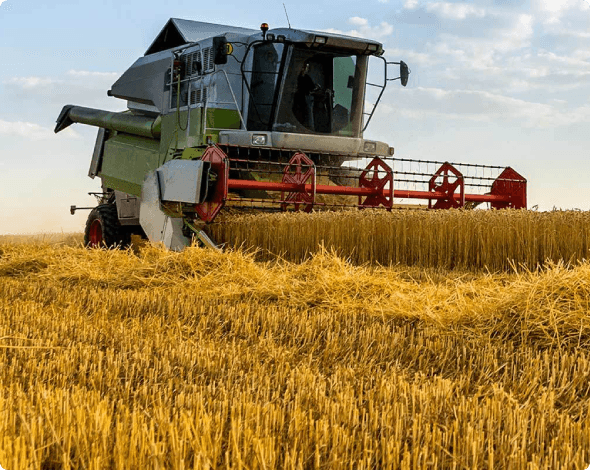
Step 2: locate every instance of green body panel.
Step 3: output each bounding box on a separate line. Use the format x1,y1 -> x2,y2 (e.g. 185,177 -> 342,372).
181,148 -> 206,160
98,107 -> 239,197
100,174 -> 143,197
159,108 -> 205,160
159,107 -> 236,162
206,108 -> 241,130
101,134 -> 161,196
160,111 -> 192,155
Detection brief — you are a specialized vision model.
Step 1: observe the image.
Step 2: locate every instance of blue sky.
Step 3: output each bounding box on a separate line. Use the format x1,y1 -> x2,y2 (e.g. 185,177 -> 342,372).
1,0 -> 590,234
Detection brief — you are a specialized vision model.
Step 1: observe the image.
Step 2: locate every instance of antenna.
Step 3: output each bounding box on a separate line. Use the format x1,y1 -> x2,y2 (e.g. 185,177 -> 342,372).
283,3 -> 292,28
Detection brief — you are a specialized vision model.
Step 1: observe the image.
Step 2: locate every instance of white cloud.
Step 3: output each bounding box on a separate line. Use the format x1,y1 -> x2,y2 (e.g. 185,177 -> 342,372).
425,2 -> 486,20
551,99 -> 567,106
404,0 -> 419,9
396,87 -> 590,128
66,70 -> 119,79
558,29 -> 590,38
494,48 -> 590,92
386,47 -> 437,67
0,120 -> 80,141
416,13 -> 535,83
364,1 -> 590,101
498,14 -> 533,51
349,17 -> 369,26
533,0 -> 590,25
5,70 -> 119,91
0,0 -> 8,6
3,69 -> 125,111
323,17 -> 394,40
535,0 -> 582,13
5,76 -> 55,89
537,50 -> 590,68
573,49 -> 590,61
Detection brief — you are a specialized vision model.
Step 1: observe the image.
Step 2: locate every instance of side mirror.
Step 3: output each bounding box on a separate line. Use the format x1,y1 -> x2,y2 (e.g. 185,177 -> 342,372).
213,36 -> 228,65
386,60 -> 411,86
400,61 -> 409,87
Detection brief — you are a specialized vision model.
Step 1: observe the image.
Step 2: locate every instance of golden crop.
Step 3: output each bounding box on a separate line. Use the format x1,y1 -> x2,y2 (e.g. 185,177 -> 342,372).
211,209 -> 590,271
1,212 -> 590,469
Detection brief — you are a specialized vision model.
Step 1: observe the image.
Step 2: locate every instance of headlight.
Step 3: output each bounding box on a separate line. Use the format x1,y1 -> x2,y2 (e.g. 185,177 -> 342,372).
363,141 -> 377,153
252,134 -> 268,146
314,36 -> 327,44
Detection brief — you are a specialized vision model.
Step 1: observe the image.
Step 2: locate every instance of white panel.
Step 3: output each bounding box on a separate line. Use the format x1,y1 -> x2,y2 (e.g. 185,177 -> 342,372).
139,170 -> 190,251
157,159 -> 206,204
162,216 -> 191,251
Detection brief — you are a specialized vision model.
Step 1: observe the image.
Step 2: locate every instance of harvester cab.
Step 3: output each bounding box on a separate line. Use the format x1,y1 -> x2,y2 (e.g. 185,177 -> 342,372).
56,18 -> 526,250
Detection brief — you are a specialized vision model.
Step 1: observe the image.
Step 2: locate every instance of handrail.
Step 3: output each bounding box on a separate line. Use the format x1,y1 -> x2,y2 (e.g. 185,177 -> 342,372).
203,69 -> 247,133
362,55 -> 387,132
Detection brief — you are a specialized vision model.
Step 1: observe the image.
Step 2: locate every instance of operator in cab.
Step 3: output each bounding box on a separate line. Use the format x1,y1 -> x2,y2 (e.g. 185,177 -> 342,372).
293,59 -> 332,133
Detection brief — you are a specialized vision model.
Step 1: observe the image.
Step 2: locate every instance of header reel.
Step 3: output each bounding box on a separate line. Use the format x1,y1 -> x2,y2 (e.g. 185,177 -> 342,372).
161,146 -> 527,227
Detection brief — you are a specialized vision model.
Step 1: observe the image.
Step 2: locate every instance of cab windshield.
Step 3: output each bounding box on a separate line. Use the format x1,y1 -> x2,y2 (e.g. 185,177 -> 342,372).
246,44 -> 367,138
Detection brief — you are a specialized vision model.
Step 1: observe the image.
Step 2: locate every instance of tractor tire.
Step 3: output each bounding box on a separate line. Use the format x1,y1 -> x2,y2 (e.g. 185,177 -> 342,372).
84,204 -> 130,248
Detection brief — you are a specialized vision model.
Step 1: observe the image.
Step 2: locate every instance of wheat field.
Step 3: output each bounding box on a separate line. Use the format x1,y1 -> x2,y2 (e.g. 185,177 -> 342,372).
210,209 -> 590,270
1,211 -> 590,469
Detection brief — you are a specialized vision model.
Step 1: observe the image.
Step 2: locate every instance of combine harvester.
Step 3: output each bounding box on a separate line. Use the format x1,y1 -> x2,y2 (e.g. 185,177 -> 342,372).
56,19 -> 527,250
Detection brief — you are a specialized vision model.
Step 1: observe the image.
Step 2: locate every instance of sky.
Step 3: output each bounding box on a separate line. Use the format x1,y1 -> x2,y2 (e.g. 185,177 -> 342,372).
1,0 -> 590,234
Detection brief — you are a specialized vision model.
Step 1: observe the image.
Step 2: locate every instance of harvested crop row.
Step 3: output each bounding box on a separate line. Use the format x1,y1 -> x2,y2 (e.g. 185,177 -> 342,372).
1,241 -> 589,468
211,209 -> 590,271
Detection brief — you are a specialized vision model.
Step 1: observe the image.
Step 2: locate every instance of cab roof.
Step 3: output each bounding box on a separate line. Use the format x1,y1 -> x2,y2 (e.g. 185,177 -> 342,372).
145,18 -> 256,55
145,18 -> 383,56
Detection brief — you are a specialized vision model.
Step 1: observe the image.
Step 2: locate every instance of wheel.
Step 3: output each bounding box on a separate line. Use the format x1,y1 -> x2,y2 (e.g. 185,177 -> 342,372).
84,204 -> 130,248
